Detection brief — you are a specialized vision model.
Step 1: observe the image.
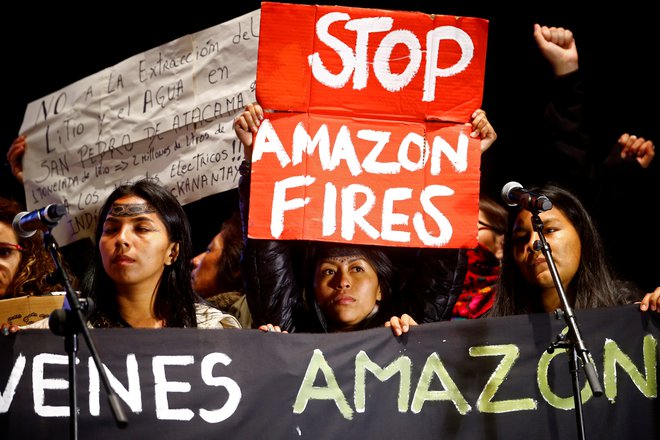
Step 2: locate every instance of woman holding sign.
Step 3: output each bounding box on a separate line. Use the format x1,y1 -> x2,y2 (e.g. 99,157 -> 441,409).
234,103 -> 497,336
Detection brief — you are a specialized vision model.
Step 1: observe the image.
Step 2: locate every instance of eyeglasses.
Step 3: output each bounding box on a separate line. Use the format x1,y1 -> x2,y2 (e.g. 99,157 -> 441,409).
0,242 -> 25,258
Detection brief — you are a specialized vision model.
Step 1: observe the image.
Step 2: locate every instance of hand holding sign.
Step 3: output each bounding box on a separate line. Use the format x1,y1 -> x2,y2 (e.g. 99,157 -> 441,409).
233,102 -> 264,160
249,3 -> 489,249
469,109 -> 497,153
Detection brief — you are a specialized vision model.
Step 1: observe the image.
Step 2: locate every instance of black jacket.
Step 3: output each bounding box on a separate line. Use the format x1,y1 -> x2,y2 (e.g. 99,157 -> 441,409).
239,166 -> 467,332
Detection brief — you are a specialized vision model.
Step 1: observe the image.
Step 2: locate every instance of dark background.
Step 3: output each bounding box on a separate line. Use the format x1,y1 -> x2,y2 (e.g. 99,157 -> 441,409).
1,1 -> 657,283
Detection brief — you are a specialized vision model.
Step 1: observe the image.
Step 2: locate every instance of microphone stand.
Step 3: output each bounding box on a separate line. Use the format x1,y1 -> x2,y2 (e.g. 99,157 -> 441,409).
529,211 -> 603,440
43,230 -> 128,439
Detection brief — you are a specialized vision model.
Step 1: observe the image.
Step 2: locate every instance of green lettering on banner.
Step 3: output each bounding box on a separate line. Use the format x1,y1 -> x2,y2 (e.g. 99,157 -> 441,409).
603,334 -> 658,402
470,344 -> 537,413
354,350 -> 412,413
293,349 -> 353,420
537,328 -> 594,410
410,352 -> 471,414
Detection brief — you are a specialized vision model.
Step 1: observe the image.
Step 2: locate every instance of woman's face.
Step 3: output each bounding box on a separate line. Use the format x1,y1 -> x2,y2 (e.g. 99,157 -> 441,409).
313,254 -> 381,331
191,231 -> 224,297
99,195 -> 179,294
0,222 -> 22,298
478,210 -> 504,260
511,207 -> 582,290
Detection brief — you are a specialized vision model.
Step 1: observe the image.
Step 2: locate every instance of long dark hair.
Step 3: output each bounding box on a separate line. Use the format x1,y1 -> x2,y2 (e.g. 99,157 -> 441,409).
490,183 -> 640,316
214,210 -> 244,293
83,179 -> 199,327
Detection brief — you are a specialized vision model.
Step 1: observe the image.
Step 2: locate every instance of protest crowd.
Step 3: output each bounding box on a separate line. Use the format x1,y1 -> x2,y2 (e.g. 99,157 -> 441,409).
1,2 -> 658,439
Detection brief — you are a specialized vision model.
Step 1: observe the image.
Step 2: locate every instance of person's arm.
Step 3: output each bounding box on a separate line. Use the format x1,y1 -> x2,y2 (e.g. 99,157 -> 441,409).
535,24 -> 595,198
1,316 -> 51,335
533,24 -> 578,76
600,133 -> 656,190
235,104 -> 304,332
239,173 -> 303,331
1,323 -> 20,335
616,133 -> 655,169
258,323 -> 288,333
470,109 -> 497,154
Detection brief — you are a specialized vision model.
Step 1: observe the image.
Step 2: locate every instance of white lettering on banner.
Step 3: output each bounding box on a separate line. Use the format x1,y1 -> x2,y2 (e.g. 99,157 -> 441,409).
0,352 -> 241,423
0,332 -> 656,425
359,129 -> 396,173
199,353 -> 242,423
255,119 -> 465,244
255,121 -> 468,176
33,353 -> 71,417
341,183 -> 380,240
88,354 -> 143,416
322,182 -> 337,236
270,178 -> 454,245
271,175 -> 315,238
308,12 -> 474,101
0,354 -> 26,413
153,355 -> 195,421
252,120 -> 291,166
423,27 -> 474,102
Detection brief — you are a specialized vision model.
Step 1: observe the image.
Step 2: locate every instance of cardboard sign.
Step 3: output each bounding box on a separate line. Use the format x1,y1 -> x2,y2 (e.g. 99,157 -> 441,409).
0,295 -> 64,326
250,2 -> 488,248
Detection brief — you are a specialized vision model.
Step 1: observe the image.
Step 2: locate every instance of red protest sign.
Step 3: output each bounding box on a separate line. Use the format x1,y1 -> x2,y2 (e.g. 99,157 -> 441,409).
257,2 -> 488,122
250,2 -> 488,248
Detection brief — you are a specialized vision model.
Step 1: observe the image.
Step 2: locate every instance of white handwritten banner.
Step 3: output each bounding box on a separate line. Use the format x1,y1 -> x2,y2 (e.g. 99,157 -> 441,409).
18,10 -> 260,246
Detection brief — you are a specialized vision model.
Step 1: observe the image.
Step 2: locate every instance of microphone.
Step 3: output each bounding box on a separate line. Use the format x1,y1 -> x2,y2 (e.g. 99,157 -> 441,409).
12,203 -> 67,238
501,181 -> 553,212
49,296 -> 95,336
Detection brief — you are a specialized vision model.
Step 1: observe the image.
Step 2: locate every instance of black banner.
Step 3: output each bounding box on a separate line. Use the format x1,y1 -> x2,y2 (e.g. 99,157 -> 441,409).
1,304 -> 658,439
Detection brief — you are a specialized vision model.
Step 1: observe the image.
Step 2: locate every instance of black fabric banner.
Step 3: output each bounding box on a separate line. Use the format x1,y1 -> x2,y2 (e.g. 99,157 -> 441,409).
1,304 -> 658,439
